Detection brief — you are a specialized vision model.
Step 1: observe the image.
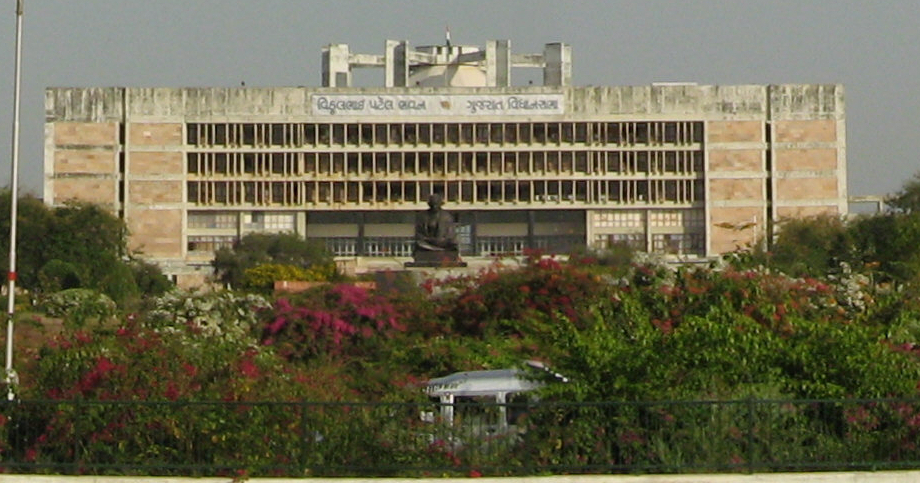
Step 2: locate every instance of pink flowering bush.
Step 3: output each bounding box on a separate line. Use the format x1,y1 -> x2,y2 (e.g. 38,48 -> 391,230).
262,283 -> 405,361
434,252 -> 612,337
10,302 -> 359,473
2,249 -> 920,475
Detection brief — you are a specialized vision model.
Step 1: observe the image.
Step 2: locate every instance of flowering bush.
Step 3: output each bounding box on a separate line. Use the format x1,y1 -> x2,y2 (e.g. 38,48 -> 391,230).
143,289 -> 270,342
40,288 -> 117,329
13,295 -> 362,473
5,248 -> 920,475
262,283 -> 405,362
434,252 -> 612,338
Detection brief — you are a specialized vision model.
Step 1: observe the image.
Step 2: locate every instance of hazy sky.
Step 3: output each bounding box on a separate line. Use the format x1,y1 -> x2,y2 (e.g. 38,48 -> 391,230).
0,0 -> 918,197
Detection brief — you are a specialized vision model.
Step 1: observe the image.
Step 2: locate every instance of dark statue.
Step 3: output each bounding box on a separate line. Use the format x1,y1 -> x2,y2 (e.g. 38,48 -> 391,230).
406,194 -> 466,267
416,193 -> 457,251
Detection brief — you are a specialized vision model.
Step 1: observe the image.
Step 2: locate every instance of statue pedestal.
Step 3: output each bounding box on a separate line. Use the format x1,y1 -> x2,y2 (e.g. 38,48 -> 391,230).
405,250 -> 467,268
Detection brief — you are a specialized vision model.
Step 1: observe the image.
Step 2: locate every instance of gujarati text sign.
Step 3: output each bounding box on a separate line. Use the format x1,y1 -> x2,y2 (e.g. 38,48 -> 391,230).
311,94 -> 564,116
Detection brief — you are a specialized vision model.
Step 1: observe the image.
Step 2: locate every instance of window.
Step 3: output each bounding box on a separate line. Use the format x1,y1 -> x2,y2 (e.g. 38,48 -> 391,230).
243,212 -> 295,231
188,212 -> 237,229
188,235 -> 236,252
652,233 -> 704,254
593,210 -> 643,228
595,233 -> 644,250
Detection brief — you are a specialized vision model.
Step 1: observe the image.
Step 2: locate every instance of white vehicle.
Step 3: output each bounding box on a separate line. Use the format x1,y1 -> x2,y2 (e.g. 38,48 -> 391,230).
422,361 -> 567,434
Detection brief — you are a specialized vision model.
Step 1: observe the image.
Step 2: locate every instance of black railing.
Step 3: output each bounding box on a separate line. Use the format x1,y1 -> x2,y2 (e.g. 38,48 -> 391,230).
2,398 -> 920,476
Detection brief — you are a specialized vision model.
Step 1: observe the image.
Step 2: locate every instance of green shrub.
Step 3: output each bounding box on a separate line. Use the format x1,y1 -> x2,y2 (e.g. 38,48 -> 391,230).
40,288 -> 116,329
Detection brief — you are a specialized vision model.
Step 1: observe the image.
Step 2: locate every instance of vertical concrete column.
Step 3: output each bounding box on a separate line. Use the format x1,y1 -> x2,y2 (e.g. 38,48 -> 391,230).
703,125 -> 713,257
322,44 -> 351,87
469,211 -> 478,257
42,92 -> 55,205
543,42 -> 572,87
296,211 -> 307,236
486,40 -> 511,87
356,212 -> 366,256
385,40 -> 409,87
526,210 -> 535,251
121,88 -> 130,220
644,210 -> 653,253
834,86 -> 848,215
584,209 -> 595,250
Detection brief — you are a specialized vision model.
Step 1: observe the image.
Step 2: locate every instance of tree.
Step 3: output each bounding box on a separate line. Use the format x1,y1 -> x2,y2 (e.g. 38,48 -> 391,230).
129,259 -> 172,297
0,193 -> 54,289
889,171 -> 920,213
212,232 -> 334,289
756,215 -> 854,277
849,212 -> 920,282
0,192 -> 171,305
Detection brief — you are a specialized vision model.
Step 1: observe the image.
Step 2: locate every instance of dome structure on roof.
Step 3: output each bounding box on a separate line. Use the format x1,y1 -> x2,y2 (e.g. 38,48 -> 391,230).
408,45 -> 487,87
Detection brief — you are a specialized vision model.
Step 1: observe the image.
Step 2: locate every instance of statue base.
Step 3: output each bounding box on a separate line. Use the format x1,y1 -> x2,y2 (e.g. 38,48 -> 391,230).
405,250 -> 468,268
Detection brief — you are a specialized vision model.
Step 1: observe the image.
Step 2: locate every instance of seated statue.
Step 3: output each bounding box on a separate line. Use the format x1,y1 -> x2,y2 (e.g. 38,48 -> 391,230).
416,193 -> 457,252
408,194 -> 466,267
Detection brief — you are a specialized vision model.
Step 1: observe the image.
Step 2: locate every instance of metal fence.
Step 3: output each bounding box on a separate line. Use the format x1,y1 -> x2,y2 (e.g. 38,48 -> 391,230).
1,397 -> 920,477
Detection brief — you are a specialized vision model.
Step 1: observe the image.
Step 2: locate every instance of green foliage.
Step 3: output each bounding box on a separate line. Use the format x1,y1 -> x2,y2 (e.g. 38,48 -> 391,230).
37,259 -> 82,293
7,250 -> 920,475
130,259 -> 173,297
0,194 -> 54,289
730,174 -> 920,286
889,171 -> 920,213
40,288 -> 117,329
0,193 -> 173,306
850,212 -> 920,282
757,215 -> 854,278
242,262 -> 335,291
213,232 -> 334,289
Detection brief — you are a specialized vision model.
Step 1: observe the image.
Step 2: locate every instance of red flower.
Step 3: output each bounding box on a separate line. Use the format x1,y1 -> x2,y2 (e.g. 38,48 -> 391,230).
164,381 -> 180,401
74,331 -> 92,344
182,363 -> 198,378
94,356 -> 116,375
238,352 -> 261,379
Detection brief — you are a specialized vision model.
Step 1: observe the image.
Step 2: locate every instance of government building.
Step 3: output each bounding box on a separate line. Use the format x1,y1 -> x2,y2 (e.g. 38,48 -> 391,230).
43,39 -> 847,286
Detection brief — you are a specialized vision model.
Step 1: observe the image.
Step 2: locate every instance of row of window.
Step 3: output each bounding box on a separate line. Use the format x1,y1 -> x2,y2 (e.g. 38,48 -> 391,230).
186,179 -> 704,206
187,121 -> 705,148
187,235 -> 236,253
188,232 -> 703,256
593,232 -> 705,255
190,209 -> 584,229
593,209 -> 706,229
186,149 -> 704,177
188,212 -> 237,229
280,235 -> 585,257
188,212 -> 297,230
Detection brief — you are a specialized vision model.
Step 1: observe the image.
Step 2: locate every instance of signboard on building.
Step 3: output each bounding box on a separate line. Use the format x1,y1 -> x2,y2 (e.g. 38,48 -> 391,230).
311,94 -> 565,116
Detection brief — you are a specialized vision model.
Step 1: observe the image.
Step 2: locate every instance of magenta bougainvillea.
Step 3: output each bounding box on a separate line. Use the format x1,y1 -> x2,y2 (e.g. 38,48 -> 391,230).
262,283 -> 406,361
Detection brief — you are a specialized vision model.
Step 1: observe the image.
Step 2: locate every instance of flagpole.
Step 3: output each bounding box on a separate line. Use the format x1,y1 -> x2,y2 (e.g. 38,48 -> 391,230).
6,0 -> 24,401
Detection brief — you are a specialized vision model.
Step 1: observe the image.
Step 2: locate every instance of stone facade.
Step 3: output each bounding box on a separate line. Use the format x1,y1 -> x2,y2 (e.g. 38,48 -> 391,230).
43,46 -> 847,286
